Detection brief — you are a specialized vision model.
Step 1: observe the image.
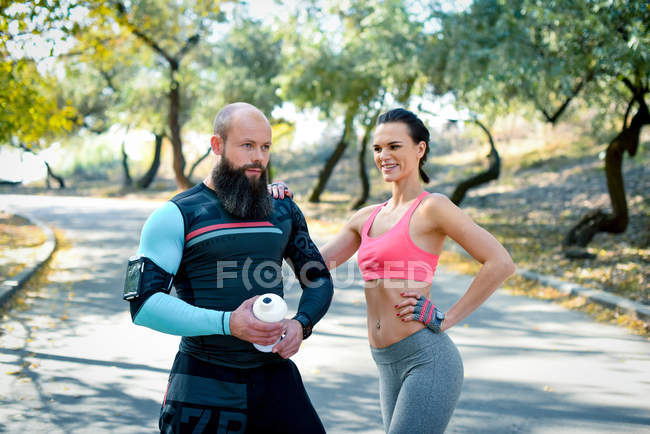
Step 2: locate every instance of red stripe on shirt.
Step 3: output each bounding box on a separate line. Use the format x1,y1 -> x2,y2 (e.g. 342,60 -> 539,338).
185,222 -> 274,242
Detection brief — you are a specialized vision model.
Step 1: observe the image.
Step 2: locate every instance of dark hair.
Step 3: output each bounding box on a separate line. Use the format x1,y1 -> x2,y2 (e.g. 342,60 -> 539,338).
376,108 -> 430,183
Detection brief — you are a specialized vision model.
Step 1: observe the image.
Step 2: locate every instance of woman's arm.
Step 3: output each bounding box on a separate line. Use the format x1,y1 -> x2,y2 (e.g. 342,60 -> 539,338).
319,206 -> 374,270
398,194 -> 515,331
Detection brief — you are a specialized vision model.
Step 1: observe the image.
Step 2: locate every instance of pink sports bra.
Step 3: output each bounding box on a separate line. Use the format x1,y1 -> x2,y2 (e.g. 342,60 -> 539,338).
357,191 -> 439,283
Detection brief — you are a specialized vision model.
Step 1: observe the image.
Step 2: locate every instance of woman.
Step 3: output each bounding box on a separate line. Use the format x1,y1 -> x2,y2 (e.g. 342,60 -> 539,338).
275,108 -> 515,433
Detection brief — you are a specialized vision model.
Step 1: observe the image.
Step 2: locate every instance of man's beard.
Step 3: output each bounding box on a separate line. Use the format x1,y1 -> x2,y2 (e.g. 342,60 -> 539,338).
211,157 -> 273,220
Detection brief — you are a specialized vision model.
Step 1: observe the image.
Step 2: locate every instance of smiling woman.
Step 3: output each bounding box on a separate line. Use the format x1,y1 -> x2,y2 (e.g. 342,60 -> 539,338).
311,107 -> 516,433
373,111 -> 431,185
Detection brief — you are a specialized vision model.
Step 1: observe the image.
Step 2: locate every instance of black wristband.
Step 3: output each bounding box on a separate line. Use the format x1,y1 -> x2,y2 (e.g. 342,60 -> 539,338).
292,313 -> 313,340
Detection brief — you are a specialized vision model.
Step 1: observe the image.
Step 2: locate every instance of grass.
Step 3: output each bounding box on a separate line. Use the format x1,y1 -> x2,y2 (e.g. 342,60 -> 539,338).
439,252 -> 649,339
452,157 -> 649,306
0,212 -> 47,281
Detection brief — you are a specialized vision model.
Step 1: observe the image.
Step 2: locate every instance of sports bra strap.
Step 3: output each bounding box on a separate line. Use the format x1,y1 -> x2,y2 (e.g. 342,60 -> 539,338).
361,201 -> 388,239
362,191 -> 429,238
398,191 -> 429,228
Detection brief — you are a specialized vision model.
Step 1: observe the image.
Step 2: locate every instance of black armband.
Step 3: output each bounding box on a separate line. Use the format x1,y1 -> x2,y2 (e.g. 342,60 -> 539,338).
123,256 -> 174,320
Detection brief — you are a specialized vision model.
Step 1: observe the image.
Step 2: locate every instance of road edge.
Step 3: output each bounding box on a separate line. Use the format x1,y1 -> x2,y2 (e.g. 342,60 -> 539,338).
0,214 -> 57,308
518,268 -> 650,322
445,241 -> 650,323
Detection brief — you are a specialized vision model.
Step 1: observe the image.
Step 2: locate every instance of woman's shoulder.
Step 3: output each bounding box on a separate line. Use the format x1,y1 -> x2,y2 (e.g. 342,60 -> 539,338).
421,192 -> 451,205
345,202 -> 383,232
419,192 -> 456,217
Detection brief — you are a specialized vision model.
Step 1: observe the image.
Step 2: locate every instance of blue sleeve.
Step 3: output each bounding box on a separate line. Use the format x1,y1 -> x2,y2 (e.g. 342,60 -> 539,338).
134,292 -> 231,336
131,201 -> 231,336
137,201 -> 184,274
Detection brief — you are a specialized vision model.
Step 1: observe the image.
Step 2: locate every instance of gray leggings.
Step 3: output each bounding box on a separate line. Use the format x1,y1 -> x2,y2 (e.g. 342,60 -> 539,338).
371,329 -> 464,433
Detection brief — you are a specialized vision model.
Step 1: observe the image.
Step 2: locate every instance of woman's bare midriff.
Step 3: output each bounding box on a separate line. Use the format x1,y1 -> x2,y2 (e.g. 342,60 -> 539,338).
364,278 -> 432,348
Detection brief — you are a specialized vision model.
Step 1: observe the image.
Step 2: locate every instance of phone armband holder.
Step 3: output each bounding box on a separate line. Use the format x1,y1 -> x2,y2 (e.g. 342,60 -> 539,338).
122,256 -> 173,301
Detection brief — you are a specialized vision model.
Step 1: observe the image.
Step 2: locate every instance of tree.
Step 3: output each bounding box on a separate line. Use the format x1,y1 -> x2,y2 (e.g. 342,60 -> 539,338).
1,2 -> 77,159
0,59 -> 77,188
563,81 -> 648,256
279,0 -> 423,203
186,15 -> 285,178
0,59 -> 76,146
424,0 -> 649,254
2,1 -> 128,186
525,0 -> 649,255
1,2 -> 79,150
418,0 -> 599,202
422,0 -> 595,124
82,1 -> 230,189
517,0 -> 649,255
76,43 -> 172,189
351,104 -> 383,209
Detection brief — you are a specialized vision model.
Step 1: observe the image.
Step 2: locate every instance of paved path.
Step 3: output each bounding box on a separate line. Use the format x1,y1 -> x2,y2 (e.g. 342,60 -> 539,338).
1,194 -> 649,433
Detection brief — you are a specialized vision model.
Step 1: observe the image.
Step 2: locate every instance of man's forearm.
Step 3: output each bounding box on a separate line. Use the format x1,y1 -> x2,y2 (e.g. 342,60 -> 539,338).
133,292 -> 231,336
295,276 -> 333,326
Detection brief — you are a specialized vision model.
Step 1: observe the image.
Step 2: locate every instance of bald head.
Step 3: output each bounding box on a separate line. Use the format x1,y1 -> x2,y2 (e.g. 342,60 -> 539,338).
213,102 -> 269,143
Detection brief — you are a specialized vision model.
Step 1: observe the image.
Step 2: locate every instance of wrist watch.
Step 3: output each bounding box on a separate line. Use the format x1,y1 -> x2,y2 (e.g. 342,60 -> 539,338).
292,313 -> 313,340
429,308 -> 445,333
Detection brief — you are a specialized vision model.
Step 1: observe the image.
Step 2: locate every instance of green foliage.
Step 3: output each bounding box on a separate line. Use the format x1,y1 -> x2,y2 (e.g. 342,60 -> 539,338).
1,2 -> 79,148
423,0 -> 650,124
0,59 -> 77,148
188,16 -> 285,130
78,0 -> 229,131
279,0 -> 425,120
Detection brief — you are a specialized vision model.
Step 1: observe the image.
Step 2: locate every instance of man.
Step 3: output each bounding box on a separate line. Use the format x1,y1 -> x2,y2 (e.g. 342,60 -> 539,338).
123,102 -> 333,433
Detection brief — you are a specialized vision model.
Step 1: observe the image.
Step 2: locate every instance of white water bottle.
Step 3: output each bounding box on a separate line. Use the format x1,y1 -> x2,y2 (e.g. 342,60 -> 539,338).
252,293 -> 288,352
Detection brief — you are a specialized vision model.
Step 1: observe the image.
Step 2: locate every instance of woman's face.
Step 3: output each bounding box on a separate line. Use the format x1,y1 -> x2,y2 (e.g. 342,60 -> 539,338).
373,122 -> 425,183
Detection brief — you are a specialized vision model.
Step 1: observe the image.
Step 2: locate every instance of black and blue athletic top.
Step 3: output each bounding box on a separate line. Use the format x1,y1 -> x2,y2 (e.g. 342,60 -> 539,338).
134,182 -> 333,368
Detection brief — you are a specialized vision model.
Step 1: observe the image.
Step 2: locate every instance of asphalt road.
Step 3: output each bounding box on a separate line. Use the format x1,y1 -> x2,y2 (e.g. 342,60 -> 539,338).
1,194 -> 649,433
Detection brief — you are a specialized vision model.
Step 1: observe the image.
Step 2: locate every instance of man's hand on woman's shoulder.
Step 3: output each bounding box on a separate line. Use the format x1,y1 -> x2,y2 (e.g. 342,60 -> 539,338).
267,181 -> 292,199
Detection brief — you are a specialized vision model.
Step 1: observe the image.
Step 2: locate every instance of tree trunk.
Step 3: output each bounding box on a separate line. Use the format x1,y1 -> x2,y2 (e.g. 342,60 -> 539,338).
44,160 -> 65,189
352,110 -> 381,209
563,87 -> 649,257
187,146 -> 212,182
450,120 -> 500,205
17,142 -> 65,189
121,138 -> 132,187
168,67 -> 192,190
136,132 -> 164,189
308,110 -> 355,203
113,4 -> 198,191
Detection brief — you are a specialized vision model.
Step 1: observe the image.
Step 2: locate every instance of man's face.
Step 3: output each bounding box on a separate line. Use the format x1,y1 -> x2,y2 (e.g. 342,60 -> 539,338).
209,108 -> 274,220
219,112 -> 272,179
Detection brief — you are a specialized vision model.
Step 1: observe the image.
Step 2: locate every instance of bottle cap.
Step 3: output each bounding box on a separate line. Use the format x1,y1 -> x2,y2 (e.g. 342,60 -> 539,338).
252,293 -> 288,323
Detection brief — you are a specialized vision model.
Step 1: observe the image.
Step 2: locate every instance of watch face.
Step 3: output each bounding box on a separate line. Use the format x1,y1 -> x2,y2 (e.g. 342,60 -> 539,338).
436,310 -> 445,320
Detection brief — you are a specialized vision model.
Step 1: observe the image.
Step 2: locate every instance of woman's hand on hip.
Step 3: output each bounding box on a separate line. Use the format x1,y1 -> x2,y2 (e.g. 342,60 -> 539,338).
396,291 -> 445,332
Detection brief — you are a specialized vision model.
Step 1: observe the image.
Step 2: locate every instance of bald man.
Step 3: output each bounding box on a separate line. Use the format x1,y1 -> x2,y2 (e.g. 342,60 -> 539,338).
124,103 -> 332,433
